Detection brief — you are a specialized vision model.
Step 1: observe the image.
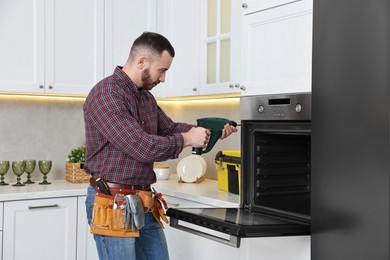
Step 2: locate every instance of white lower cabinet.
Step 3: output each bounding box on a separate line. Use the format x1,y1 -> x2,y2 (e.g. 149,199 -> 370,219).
0,202 -> 3,260
3,197 -> 78,260
77,196 -> 99,260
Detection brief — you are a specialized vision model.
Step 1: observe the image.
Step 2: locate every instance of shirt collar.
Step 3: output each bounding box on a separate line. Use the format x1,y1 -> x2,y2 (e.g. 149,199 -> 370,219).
113,66 -> 142,95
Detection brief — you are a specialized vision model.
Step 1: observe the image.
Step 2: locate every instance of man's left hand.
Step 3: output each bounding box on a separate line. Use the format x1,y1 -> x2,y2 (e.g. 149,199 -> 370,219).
220,123 -> 238,139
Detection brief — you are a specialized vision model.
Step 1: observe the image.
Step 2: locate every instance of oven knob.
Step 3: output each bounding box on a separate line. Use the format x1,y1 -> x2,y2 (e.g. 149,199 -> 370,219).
258,105 -> 264,114
295,103 -> 302,113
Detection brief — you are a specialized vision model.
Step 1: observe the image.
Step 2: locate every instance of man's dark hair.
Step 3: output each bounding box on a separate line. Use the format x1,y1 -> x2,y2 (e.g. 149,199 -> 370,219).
130,32 -> 175,59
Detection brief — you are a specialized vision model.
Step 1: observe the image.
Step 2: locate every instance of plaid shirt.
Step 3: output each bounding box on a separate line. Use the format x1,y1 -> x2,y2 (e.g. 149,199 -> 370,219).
83,67 -> 193,185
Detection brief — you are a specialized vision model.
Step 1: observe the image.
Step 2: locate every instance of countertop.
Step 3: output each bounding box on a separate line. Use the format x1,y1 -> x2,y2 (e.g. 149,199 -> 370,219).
0,175 -> 240,208
0,180 -> 89,201
152,174 -> 240,208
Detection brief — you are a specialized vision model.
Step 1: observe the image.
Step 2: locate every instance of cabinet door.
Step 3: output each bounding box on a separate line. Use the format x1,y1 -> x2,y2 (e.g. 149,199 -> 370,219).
241,0 -> 312,96
199,0 -> 244,96
152,0 -> 201,98
0,202 -> 2,260
3,197 -> 77,260
45,0 -> 104,95
76,196 -> 99,260
104,0 -> 157,77
0,0 -> 45,94
165,222 -> 243,260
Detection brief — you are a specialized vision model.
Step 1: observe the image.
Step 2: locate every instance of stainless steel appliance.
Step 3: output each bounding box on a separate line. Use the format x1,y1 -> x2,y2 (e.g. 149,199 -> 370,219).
167,93 -> 311,247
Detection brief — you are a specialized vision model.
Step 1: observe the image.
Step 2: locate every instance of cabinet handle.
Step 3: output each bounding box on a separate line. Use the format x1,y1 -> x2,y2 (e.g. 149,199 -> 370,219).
229,84 -> 234,88
167,202 -> 180,207
192,88 -> 198,92
242,3 -> 248,8
240,85 -> 246,91
48,85 -> 53,89
234,83 -> 240,88
28,204 -> 59,210
39,85 -> 44,89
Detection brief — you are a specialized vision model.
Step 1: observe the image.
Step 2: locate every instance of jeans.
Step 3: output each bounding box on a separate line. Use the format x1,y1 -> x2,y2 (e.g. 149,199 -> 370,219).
85,186 -> 170,260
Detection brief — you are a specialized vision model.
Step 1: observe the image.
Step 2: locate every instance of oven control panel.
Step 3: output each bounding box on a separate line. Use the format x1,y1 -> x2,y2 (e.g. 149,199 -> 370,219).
241,93 -> 311,120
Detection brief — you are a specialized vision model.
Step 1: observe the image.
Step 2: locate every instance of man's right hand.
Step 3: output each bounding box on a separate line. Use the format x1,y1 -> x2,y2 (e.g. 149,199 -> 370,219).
181,127 -> 211,148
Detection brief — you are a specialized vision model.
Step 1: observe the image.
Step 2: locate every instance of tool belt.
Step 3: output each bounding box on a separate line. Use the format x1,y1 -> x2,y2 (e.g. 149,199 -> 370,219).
90,178 -> 168,237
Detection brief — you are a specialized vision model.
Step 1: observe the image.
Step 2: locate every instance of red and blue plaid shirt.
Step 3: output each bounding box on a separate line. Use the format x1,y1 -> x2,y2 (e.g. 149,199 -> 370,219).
83,67 -> 193,185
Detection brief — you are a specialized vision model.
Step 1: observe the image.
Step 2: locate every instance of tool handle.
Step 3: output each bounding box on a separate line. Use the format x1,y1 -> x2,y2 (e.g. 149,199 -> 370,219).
96,178 -> 111,195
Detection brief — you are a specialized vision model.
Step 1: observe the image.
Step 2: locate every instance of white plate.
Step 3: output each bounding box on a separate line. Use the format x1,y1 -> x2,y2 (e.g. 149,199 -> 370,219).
176,155 -> 206,182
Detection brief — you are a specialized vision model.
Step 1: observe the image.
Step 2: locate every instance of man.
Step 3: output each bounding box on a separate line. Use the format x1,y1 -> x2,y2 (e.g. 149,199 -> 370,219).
83,32 -> 237,260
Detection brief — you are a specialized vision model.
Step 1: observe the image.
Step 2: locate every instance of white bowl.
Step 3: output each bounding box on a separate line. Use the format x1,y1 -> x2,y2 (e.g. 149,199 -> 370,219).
154,165 -> 170,180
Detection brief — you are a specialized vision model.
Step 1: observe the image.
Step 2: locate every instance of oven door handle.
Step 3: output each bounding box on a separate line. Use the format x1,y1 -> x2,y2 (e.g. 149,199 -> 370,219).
169,218 -> 241,248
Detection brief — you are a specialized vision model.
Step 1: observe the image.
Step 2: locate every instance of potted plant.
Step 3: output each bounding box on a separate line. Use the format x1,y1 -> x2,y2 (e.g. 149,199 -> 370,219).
66,145 -> 90,183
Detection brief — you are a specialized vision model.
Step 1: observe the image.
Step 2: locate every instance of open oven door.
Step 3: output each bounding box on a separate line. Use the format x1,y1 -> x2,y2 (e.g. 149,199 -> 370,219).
166,207 -> 310,248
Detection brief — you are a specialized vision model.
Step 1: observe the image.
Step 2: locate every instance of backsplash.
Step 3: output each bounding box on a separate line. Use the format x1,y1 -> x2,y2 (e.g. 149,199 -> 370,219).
0,95 -> 240,184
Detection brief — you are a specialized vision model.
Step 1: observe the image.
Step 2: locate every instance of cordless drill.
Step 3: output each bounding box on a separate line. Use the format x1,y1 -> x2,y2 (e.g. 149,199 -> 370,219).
192,117 -> 237,155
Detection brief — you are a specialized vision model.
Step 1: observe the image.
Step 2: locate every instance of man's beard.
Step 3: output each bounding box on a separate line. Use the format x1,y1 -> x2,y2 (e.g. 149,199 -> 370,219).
141,69 -> 159,90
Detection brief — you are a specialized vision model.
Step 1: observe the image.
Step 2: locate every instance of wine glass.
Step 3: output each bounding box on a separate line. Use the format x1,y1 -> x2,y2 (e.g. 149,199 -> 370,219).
38,160 -> 52,185
0,160 -> 10,185
23,160 -> 36,184
12,161 -> 26,187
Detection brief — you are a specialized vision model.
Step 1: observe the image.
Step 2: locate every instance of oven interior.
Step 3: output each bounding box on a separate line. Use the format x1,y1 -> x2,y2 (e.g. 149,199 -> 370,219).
242,121 -> 311,222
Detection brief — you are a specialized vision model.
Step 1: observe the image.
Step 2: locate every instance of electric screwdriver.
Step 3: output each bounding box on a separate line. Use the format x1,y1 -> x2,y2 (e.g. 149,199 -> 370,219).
192,117 -> 237,155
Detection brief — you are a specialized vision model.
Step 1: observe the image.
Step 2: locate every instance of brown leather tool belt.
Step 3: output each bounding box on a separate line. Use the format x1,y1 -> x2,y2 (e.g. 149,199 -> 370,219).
89,177 -> 151,197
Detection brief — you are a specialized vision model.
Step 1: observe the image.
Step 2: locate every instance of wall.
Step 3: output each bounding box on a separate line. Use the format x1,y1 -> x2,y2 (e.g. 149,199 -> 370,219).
158,98 -> 241,179
0,95 -> 240,184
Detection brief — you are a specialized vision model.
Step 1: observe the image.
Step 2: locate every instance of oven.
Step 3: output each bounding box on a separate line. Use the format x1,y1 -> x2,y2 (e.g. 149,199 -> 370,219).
166,93 -> 311,248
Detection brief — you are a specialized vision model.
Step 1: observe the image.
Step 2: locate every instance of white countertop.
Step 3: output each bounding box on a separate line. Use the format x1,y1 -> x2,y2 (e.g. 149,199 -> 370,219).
152,174 -> 240,208
0,175 -> 240,208
0,180 -> 89,201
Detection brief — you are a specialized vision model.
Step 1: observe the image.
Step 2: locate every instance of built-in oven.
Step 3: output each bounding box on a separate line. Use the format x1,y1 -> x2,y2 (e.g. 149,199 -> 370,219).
166,93 -> 311,247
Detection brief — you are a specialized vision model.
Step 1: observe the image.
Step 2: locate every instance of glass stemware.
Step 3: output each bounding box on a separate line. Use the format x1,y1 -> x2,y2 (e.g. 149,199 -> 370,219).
38,160 -> 52,185
0,160 -> 10,185
12,161 -> 26,187
23,160 -> 36,184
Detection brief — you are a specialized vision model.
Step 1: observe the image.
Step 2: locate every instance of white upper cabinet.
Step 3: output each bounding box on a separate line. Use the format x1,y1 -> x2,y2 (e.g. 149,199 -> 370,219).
0,0 -> 104,96
104,0 -> 157,77
151,0 -> 202,98
240,0 -> 313,96
199,0 -> 244,96
46,0 -> 104,95
0,0 -> 45,93
153,0 -> 243,98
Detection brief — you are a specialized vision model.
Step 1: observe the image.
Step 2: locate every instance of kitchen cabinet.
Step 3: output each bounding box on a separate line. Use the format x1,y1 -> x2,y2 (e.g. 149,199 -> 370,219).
0,0 -> 104,96
153,0 -> 244,98
240,0 -> 312,96
0,203 -> 3,260
77,196 -> 99,260
3,197 -> 78,260
151,0 -> 202,98
104,0 -> 157,77
198,0 -> 244,96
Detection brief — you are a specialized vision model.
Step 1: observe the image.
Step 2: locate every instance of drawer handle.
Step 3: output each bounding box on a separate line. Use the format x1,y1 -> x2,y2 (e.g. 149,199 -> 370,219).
28,204 -> 59,209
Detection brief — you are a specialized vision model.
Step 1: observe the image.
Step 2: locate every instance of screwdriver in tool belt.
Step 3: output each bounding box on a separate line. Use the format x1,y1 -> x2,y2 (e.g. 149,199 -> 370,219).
96,178 -> 111,195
